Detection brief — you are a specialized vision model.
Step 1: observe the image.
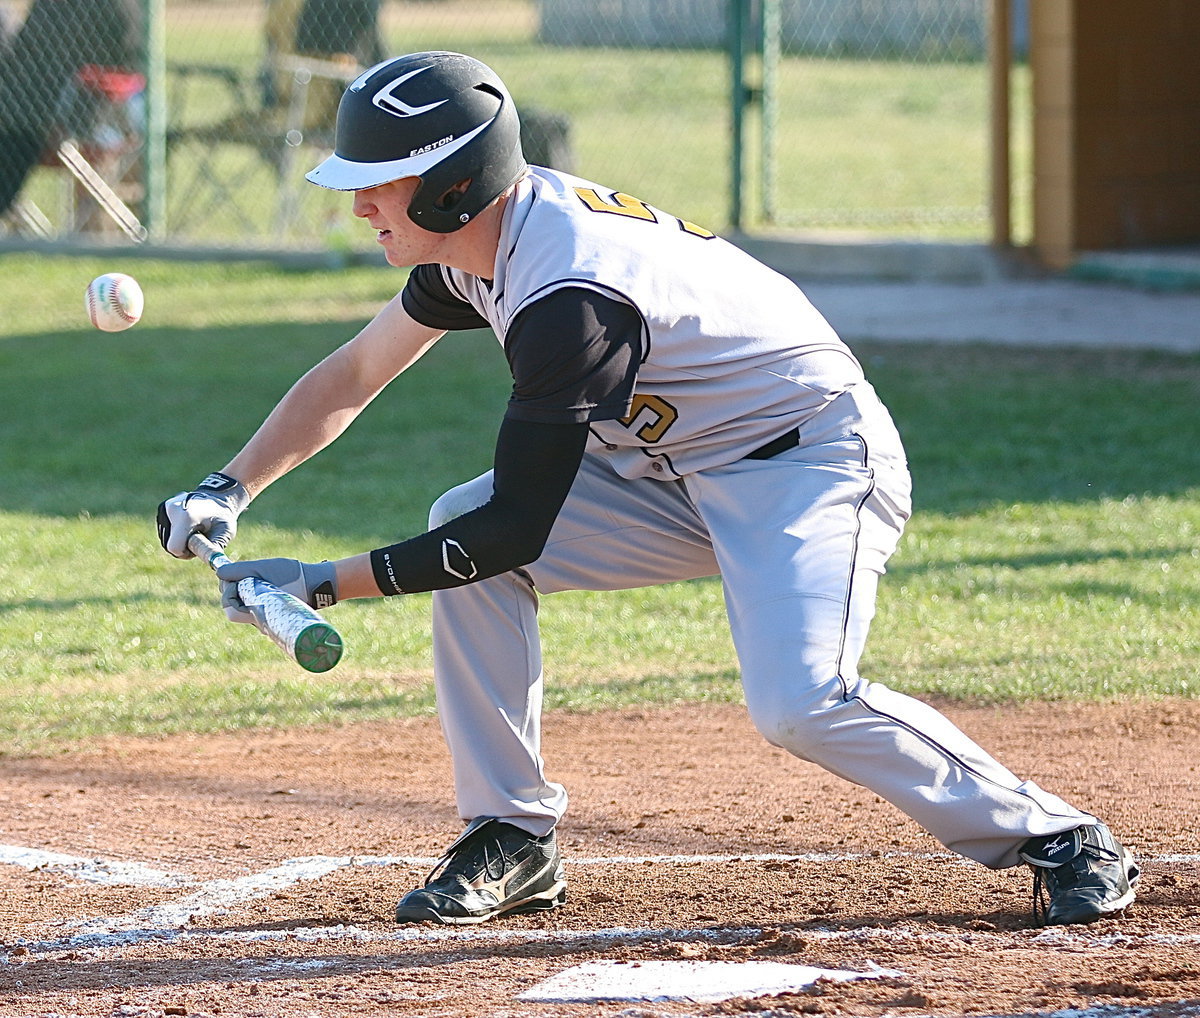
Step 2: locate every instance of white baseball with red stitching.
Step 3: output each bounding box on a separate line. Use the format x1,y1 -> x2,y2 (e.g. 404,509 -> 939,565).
85,272 -> 144,332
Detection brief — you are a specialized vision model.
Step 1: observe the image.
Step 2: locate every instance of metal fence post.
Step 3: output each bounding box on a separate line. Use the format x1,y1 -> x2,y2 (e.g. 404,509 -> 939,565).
759,0 -> 780,225
142,0 -> 167,240
989,0 -> 1012,249
729,0 -> 750,231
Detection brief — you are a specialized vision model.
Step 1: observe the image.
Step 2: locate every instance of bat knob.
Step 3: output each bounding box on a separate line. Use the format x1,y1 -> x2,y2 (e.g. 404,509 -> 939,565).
294,623 -> 345,673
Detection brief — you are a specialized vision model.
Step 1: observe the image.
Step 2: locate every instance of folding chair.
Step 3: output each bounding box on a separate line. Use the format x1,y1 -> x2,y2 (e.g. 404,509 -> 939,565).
165,0 -> 372,240
2,67 -> 147,242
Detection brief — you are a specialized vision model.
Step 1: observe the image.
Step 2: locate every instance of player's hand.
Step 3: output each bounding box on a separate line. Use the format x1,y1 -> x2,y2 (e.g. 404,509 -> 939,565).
157,473 -> 251,559
215,557 -> 339,624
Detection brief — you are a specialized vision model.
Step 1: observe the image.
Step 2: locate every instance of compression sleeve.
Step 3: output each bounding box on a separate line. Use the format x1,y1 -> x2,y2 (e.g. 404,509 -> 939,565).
370,417 -> 589,594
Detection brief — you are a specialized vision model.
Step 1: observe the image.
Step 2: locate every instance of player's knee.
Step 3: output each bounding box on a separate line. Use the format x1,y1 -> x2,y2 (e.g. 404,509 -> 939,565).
744,679 -> 846,756
428,471 -> 495,530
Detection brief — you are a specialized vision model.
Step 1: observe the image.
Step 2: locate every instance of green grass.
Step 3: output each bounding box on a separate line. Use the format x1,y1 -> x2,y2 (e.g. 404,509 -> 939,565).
1,254 -> 1197,755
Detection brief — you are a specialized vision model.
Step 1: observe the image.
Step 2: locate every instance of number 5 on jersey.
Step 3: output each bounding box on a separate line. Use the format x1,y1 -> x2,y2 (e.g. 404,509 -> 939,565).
574,188 -> 715,239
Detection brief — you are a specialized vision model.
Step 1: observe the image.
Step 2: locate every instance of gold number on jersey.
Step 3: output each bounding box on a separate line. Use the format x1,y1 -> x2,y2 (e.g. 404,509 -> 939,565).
678,219 -> 715,239
620,394 -> 679,443
575,188 -> 658,222
574,187 -> 714,238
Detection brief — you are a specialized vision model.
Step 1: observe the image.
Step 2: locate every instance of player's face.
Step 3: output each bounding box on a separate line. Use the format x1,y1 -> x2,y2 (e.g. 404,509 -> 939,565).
352,177 -> 443,267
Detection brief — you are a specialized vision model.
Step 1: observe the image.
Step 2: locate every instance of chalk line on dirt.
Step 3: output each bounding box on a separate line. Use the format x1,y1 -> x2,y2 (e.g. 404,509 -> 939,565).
66,856 -> 367,937
4,846 -> 1193,894
0,844 -> 190,888
12,914 -> 1200,962
3,846 -> 1194,958
0,846 -> 970,894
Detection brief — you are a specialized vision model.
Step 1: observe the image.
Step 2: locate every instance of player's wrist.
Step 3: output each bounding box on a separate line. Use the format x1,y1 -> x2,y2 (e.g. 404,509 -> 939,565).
194,471 -> 252,512
304,560 -> 339,609
329,552 -> 393,599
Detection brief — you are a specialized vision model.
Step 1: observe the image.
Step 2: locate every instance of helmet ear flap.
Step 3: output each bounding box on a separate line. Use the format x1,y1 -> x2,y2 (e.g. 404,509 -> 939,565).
433,178 -> 474,213
407,173 -> 474,232
406,79 -> 526,232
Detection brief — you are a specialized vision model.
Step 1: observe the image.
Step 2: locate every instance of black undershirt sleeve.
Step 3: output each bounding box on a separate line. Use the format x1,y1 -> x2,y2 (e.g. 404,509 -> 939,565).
503,287 -> 642,423
370,418 -> 589,594
401,263 -> 489,331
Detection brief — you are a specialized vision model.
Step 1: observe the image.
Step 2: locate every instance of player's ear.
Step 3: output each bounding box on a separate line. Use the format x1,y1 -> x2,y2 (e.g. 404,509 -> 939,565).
435,178 -> 474,212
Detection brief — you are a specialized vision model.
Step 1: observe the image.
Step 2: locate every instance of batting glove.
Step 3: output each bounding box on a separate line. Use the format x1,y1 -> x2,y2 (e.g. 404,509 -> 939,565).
215,557 -> 338,625
157,472 -> 251,559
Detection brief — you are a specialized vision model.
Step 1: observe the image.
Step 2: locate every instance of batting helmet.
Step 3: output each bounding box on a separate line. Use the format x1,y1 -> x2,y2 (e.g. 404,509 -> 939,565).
306,51 -> 527,233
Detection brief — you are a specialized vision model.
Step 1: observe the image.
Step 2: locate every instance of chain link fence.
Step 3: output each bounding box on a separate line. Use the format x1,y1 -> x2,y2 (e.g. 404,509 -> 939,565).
0,0 -> 1019,255
761,0 -> 1025,238
0,0 -> 148,240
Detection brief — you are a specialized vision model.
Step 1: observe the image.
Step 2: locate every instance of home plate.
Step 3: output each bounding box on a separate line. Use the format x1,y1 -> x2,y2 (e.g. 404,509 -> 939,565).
517,959 -> 903,1004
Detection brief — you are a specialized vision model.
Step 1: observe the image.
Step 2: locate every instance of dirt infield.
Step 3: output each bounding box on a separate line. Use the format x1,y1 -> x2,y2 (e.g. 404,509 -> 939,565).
2,698 -> 1199,1018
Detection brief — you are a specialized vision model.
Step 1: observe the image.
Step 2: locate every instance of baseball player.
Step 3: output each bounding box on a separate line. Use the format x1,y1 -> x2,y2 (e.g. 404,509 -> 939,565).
158,51 -> 1138,928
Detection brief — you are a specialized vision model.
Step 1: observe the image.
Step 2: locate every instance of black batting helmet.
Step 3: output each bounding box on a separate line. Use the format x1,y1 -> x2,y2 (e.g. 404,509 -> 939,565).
306,51 -> 527,233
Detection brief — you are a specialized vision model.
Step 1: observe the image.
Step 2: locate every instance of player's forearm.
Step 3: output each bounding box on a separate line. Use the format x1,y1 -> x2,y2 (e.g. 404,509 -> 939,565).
332,552 -> 387,599
222,353 -> 374,496
224,305 -> 444,497
368,420 -> 590,595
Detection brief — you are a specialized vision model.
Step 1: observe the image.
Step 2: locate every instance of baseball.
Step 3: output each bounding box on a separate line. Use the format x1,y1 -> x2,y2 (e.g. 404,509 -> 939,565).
85,272 -> 144,332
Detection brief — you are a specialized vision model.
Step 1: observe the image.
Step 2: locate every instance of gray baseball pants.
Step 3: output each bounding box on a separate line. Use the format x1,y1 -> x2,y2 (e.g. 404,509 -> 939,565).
428,383 -> 1093,869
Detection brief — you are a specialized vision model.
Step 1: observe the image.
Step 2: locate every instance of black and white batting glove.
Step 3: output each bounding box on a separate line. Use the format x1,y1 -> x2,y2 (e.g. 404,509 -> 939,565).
157,472 -> 251,559
215,557 -> 339,625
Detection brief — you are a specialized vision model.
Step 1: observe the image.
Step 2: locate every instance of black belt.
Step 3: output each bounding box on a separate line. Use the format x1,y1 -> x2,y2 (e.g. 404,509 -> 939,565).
745,426 -> 800,460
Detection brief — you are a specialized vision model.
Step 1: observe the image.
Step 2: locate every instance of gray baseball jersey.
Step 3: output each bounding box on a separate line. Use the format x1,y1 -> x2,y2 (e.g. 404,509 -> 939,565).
441,167 -> 864,478
419,167 -> 1096,868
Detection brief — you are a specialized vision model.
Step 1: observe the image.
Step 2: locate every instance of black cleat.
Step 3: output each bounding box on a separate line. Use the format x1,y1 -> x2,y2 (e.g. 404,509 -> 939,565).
1020,823 -> 1139,926
395,818 -> 566,925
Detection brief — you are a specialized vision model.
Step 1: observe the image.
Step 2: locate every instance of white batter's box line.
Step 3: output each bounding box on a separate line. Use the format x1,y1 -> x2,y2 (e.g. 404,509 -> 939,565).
65,855 -> 372,936
14,916 -> 1200,965
0,843 -> 191,888
0,847 -> 924,897
802,924 -> 1200,950
25,856 -> 437,953
12,921 -> 760,960
5,848 -> 1193,957
197,921 -> 1200,954
0,847 -> 436,889
4,845 -> 1190,891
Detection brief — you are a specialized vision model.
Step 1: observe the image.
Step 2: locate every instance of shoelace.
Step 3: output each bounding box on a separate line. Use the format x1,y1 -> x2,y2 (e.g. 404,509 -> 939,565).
1031,867 -> 1050,926
1031,847 -> 1095,925
423,820 -> 508,886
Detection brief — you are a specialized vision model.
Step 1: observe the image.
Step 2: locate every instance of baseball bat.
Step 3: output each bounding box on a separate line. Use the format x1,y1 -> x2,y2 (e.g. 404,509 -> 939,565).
187,532 -> 344,674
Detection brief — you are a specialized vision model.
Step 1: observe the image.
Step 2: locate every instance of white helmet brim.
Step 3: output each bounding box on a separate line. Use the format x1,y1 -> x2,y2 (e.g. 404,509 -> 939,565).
306,118 -> 493,191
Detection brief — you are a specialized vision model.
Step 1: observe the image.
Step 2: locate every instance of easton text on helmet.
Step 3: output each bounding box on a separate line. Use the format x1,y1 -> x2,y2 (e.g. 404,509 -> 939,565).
411,136 -> 454,158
